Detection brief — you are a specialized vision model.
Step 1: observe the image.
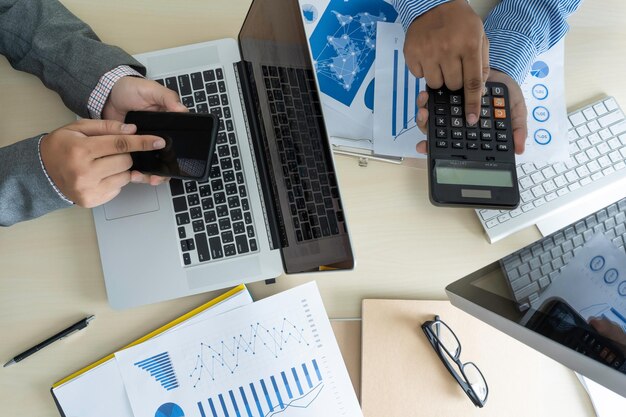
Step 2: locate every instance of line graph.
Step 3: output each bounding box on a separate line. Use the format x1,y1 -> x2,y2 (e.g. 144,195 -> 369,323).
189,318 -> 310,387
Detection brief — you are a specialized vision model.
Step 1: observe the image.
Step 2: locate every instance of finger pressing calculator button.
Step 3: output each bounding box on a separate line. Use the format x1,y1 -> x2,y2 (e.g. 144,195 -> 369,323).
467,142 -> 478,150
496,132 -> 508,142
482,143 -> 493,150
436,140 -> 448,148
495,108 -> 507,118
436,128 -> 447,139
497,144 -> 509,151
450,95 -> 462,105
452,141 -> 463,149
496,120 -> 507,130
493,97 -> 505,108
480,119 -> 492,129
436,116 -> 447,126
481,132 -> 493,141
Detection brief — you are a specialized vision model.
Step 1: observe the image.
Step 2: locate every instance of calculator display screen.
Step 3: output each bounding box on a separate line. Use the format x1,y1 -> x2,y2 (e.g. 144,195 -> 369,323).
435,166 -> 514,187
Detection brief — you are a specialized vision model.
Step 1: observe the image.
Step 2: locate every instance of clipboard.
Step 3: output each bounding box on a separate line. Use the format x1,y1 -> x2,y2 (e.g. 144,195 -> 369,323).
51,285 -> 252,417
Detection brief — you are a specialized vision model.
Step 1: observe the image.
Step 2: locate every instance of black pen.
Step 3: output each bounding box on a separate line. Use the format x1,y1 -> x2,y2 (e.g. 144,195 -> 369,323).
3,315 -> 95,368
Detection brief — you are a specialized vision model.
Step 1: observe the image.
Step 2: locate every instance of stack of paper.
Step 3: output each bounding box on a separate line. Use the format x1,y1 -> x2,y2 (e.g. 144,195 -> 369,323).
53,283 -> 363,417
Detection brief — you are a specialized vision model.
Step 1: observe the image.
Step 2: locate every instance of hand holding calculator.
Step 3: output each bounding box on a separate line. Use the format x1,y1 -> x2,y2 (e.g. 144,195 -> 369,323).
426,82 -> 520,209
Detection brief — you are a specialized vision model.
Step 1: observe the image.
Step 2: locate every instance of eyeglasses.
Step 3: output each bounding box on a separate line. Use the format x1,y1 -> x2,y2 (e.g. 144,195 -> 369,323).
421,315 -> 488,407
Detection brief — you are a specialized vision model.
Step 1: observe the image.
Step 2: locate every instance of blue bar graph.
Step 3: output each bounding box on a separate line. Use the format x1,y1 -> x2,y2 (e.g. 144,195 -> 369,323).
260,378 -> 274,412
239,387 -> 253,417
292,367 -> 304,395
218,394 -> 230,417
312,359 -> 322,382
281,371 -> 293,399
134,352 -> 179,391
302,363 -> 313,389
403,64 -> 409,130
198,402 -> 207,417
392,50 -> 399,137
197,360 -> 324,417
209,398 -> 218,417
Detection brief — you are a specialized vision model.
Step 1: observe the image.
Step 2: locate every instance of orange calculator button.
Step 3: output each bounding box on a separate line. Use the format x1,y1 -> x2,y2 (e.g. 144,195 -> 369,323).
495,108 -> 507,119
493,97 -> 505,108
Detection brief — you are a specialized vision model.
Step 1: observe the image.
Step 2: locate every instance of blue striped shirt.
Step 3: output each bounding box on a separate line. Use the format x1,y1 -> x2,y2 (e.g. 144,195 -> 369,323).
392,0 -> 583,84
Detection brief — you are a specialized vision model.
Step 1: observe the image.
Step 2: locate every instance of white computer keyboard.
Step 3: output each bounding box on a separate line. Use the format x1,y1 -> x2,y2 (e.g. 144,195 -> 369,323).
478,96 -> 626,243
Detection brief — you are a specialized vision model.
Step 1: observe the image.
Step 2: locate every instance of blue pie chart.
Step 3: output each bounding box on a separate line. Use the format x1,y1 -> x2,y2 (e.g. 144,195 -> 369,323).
530,61 -> 549,78
155,403 -> 184,417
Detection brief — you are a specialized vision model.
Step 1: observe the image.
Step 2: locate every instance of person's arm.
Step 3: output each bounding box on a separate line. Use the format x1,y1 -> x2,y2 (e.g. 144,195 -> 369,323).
0,0 -> 146,118
484,0 -> 583,85
395,0 -> 489,125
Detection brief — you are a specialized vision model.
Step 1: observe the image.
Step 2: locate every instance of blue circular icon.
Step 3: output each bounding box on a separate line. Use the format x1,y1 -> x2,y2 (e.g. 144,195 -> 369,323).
590,256 -> 606,271
619,281 -> 626,297
302,4 -> 318,23
604,268 -> 619,284
534,129 -> 552,145
532,84 -> 549,100
530,61 -> 550,78
156,403 -> 185,417
533,106 -> 550,122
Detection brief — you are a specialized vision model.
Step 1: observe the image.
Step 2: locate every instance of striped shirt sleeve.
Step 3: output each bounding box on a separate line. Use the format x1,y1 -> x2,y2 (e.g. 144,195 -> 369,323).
485,0 -> 583,84
391,0 -> 454,30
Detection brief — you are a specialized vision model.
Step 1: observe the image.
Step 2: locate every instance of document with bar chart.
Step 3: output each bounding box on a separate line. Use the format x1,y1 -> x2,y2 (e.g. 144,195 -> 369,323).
115,282 -> 362,417
373,22 -> 426,158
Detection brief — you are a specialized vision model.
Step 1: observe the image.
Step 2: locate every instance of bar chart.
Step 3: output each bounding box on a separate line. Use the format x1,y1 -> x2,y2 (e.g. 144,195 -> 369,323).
134,352 -> 179,391
196,359 -> 324,417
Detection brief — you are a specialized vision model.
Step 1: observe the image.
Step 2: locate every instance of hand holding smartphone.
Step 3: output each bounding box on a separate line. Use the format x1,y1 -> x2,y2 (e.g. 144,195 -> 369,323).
124,111 -> 219,182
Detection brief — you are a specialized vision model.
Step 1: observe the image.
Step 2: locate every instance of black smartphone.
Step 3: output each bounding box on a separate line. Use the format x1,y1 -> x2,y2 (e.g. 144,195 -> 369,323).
527,298 -> 625,371
124,111 -> 219,182
427,82 -> 519,209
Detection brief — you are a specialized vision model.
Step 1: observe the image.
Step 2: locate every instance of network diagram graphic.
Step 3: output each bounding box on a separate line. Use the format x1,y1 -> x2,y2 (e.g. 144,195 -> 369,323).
308,0 -> 397,106
188,318 -> 310,387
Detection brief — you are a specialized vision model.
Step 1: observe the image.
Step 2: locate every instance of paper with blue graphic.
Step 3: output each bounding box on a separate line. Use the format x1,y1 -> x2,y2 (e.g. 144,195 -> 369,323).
372,22 -> 426,158
115,282 -> 362,417
518,40 -> 569,164
300,0 -> 398,142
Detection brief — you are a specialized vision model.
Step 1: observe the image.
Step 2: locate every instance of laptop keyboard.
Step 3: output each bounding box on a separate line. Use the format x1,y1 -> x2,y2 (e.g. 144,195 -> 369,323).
156,68 -> 258,266
262,65 -> 345,242
502,197 -> 626,311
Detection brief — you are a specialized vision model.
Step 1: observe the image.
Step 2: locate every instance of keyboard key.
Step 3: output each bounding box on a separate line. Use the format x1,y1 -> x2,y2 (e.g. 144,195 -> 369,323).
209,236 -> 223,259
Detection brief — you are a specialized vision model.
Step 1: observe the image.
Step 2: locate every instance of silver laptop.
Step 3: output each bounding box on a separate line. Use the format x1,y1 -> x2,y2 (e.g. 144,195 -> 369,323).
446,197 -> 626,396
93,0 -> 354,309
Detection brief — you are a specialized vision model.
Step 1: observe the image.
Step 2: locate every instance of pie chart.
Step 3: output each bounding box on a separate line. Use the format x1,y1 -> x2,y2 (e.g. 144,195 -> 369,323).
530,61 -> 549,78
155,403 -> 184,417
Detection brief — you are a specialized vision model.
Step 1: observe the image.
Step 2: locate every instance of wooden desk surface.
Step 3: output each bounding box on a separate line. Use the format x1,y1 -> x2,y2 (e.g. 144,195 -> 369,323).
1,0 -> 624,415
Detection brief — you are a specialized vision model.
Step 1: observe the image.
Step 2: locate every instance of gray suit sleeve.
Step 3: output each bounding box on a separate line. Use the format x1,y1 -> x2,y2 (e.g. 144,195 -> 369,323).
0,136 -> 72,226
0,0 -> 147,225
0,0 -> 146,117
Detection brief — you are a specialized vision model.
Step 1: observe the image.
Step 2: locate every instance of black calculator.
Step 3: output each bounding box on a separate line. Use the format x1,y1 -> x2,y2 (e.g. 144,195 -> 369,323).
427,82 -> 520,209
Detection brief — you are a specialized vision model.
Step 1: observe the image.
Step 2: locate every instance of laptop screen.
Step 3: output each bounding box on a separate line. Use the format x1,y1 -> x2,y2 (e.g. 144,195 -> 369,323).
237,0 -> 354,274
446,198 -> 626,396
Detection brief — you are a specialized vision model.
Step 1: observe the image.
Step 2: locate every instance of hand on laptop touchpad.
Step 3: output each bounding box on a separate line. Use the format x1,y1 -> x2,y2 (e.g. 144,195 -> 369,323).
103,183 -> 160,220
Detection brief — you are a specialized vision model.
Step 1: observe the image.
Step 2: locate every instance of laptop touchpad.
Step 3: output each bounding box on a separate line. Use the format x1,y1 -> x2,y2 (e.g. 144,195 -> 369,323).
104,184 -> 160,220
